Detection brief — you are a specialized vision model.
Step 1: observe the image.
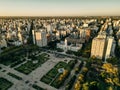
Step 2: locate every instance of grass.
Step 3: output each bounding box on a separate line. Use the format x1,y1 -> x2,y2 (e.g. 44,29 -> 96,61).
7,72 -> 22,80
40,53 -> 49,57
0,45 -> 39,66
0,46 -> 25,66
46,69 -> 58,78
15,53 -> 49,75
32,84 -> 45,90
40,75 -> 52,84
10,59 -> 26,68
15,61 -> 39,75
54,61 -> 67,69
0,77 -> 13,90
40,61 -> 68,87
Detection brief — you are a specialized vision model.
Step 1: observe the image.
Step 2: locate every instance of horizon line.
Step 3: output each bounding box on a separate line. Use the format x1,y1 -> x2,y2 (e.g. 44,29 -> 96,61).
0,15 -> 120,17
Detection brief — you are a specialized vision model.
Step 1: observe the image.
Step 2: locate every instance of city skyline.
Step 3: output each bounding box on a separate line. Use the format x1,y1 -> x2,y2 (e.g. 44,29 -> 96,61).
0,0 -> 120,16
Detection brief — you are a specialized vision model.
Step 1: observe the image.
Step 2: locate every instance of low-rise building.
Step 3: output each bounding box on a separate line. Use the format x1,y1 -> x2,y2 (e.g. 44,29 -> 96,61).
57,39 -> 82,52
0,39 -> 7,48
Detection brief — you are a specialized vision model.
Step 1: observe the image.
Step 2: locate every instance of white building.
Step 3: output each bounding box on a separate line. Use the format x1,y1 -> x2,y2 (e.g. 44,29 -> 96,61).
79,28 -> 86,38
83,23 -> 88,28
0,39 -> 7,48
12,41 -> 22,46
7,32 -> 11,39
57,39 -> 82,52
32,30 -> 36,44
61,30 -> 67,37
105,37 -> 115,60
18,32 -> 23,43
47,24 -> 52,34
56,31 -> 60,40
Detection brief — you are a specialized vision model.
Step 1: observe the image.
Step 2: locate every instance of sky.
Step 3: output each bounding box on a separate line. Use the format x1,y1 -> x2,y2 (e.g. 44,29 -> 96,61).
0,0 -> 120,16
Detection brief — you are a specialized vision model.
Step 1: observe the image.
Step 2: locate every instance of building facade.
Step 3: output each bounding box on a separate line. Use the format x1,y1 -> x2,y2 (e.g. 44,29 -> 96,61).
32,29 -> 47,47
91,37 -> 106,59
91,35 -> 115,60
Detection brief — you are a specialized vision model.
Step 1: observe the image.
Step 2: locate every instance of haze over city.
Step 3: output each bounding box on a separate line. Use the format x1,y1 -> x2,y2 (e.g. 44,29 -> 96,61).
0,0 -> 120,90
0,0 -> 120,16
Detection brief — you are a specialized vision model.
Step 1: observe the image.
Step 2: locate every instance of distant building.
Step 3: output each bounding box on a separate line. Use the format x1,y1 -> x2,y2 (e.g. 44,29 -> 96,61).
66,37 -> 85,44
0,39 -> 7,48
78,28 -> 91,41
56,31 -> 60,40
18,32 -> 23,43
118,39 -> 120,46
83,23 -> 88,28
46,24 -> 52,34
7,31 -> 11,39
10,41 -> 22,46
32,29 -> 47,47
116,28 -> 120,39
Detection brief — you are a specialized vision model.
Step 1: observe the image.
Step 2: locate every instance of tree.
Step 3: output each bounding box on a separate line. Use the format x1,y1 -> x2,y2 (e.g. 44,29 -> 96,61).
115,46 -> 120,58
27,21 -> 34,44
106,57 -> 118,65
89,81 -> 99,90
56,48 -> 64,52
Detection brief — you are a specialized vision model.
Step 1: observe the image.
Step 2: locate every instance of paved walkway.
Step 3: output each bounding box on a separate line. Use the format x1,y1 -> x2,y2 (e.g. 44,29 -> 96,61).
0,52 -> 72,90
59,60 -> 81,90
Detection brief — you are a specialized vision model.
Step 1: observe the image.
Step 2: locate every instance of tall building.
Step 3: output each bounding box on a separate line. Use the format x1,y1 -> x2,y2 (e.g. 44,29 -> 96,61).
91,37 -> 106,59
105,37 -> 115,60
91,33 -> 115,60
79,28 -> 86,38
18,32 -> 22,43
32,30 -> 36,44
46,24 -> 52,34
32,29 -> 47,47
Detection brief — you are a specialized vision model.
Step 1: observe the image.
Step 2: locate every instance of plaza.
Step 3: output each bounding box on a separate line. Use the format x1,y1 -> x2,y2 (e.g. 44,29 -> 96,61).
0,51 -> 77,90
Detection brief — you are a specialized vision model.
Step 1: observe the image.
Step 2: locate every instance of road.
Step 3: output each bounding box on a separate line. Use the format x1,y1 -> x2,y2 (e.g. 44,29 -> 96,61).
39,48 -> 88,61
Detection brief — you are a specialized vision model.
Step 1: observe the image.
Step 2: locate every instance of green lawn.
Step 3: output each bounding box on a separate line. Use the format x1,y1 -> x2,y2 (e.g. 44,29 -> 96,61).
0,77 -> 13,90
40,75 -> 52,84
32,84 -> 45,90
15,53 -> 49,75
10,59 -> 26,68
0,46 -> 25,66
7,72 -> 22,80
15,61 -> 39,74
40,61 -> 67,84
40,61 -> 73,88
0,45 -> 39,66
46,69 -> 58,78
40,53 -> 49,57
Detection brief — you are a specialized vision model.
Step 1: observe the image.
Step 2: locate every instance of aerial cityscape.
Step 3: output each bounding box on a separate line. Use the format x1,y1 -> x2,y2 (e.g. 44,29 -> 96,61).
0,0 -> 120,90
